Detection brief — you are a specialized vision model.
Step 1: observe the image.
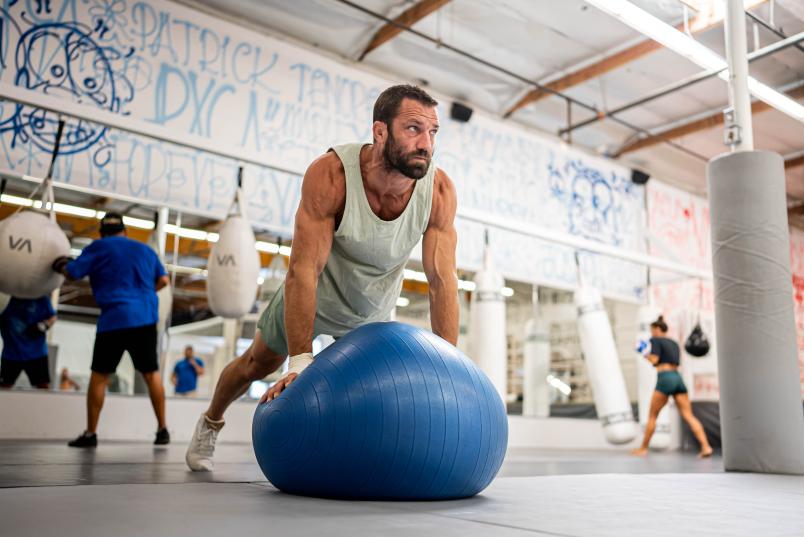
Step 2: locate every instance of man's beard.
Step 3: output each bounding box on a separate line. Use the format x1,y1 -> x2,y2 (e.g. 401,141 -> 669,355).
382,131 -> 431,180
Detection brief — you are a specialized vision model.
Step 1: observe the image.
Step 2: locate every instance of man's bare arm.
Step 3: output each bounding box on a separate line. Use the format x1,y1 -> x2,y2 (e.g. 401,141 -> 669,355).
283,154 -> 343,356
155,275 -> 169,291
422,170 -> 459,345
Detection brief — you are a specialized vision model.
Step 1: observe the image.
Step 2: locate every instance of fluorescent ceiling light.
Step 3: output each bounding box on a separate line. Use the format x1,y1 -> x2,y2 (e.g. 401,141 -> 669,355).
53,202 -> 98,218
2,194 -> 507,291
585,0 -> 804,123
403,268 -> 514,295
0,195 -> 159,229
403,268 -> 429,283
121,215 -> 155,230
165,263 -> 206,276
256,241 -> 280,254
164,223 -> 209,241
458,280 -> 477,292
547,374 -> 572,396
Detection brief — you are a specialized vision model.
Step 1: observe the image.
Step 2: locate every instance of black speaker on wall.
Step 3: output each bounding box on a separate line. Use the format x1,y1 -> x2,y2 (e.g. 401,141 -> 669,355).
631,169 -> 651,185
451,102 -> 473,123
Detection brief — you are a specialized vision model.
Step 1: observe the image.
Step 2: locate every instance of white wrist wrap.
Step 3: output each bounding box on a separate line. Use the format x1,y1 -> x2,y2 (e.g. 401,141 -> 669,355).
288,352 -> 314,376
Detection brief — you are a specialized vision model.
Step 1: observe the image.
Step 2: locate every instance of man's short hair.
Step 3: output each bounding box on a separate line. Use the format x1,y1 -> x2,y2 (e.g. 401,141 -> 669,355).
99,212 -> 125,237
373,84 -> 438,127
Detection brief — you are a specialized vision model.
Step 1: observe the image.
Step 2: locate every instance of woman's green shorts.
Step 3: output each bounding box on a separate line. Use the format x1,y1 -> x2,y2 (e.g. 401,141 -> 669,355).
656,370 -> 688,396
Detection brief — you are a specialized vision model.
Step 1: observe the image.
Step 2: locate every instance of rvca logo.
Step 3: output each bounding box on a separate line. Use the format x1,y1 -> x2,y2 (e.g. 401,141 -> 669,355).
8,236 -> 32,253
216,254 -> 236,266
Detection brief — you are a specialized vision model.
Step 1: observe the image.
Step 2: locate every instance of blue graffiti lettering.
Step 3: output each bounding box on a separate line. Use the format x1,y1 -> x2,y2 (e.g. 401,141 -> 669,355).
129,1 -> 156,52
171,17 -> 198,66
152,62 -> 188,124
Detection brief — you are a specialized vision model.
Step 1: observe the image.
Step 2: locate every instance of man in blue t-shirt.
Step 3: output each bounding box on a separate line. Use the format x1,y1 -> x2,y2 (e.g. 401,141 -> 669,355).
52,212 -> 171,448
172,345 -> 205,396
0,296 -> 56,389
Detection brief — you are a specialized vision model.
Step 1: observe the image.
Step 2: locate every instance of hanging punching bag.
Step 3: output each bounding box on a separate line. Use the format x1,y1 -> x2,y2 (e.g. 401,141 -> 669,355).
575,285 -> 637,444
0,205 -> 69,299
684,322 -> 711,357
635,306 -> 671,450
468,233 -> 507,402
522,289 -> 550,417
207,185 -> 260,318
0,119 -> 71,299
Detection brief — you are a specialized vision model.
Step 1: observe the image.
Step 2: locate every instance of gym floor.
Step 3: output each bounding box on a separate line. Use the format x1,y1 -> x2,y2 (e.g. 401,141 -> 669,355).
2,441 -> 802,536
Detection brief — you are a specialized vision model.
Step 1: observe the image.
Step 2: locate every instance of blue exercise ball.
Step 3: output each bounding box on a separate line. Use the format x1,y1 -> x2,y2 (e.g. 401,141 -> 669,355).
252,321 -> 508,500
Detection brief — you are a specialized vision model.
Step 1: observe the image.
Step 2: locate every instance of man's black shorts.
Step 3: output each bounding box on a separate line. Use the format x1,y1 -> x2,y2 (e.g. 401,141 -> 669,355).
92,324 -> 159,374
0,356 -> 50,386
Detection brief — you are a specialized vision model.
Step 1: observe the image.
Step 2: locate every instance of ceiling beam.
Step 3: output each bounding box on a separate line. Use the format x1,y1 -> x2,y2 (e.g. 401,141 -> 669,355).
503,0 -> 767,118
614,85 -> 804,156
359,0 -> 452,61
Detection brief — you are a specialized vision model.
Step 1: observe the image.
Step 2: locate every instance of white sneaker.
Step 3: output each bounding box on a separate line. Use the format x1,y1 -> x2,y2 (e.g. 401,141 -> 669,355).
186,414 -> 222,472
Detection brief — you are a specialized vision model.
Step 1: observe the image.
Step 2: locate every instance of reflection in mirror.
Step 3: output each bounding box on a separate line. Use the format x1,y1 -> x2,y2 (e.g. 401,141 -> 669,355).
464,284 -> 639,420
1,181 -> 642,420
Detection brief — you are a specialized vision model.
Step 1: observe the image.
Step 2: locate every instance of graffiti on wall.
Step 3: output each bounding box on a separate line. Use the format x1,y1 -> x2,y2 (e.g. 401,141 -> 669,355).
0,0 -> 646,297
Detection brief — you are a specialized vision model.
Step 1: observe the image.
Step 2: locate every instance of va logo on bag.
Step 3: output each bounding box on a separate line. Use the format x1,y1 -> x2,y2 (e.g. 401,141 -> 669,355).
8,236 -> 32,253
216,254 -> 236,266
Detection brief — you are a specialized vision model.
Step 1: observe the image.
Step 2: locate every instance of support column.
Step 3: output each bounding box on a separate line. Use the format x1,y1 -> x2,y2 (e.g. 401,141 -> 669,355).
723,0 -> 754,151
707,0 -> 804,474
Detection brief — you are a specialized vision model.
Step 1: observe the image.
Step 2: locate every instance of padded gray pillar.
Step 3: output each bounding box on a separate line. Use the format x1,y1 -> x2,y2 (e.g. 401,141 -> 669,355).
708,150 -> 804,474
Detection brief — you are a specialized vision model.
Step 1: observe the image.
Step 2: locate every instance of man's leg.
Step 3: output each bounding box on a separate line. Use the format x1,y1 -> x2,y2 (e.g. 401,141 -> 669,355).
186,332 -> 285,471
69,331 -> 123,447
86,371 -> 109,434
206,331 -> 285,421
0,359 -> 23,389
141,371 -> 167,430
25,356 -> 51,390
187,291 -> 288,471
128,325 -> 170,444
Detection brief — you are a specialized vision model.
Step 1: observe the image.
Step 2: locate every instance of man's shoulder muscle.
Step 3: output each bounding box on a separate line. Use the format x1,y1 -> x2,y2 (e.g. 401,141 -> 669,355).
302,152 -> 346,218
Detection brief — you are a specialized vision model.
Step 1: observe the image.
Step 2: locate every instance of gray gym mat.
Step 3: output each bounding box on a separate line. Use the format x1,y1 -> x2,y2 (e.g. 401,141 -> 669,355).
0,441 -> 721,487
1,474 -> 802,537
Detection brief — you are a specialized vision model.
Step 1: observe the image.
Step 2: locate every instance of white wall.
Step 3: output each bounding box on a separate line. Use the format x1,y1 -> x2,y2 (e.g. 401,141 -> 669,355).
508,415 -> 681,450
0,389 -> 682,450
0,389 -> 255,443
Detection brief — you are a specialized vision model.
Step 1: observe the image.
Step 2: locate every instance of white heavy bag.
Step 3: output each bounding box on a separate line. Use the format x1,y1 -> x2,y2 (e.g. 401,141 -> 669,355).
468,248 -> 507,401
207,214 -> 260,319
635,305 -> 671,450
0,211 -> 69,299
575,285 -> 637,444
523,317 -> 551,417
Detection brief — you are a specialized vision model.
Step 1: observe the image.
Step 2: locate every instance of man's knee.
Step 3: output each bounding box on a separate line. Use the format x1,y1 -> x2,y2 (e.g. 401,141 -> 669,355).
243,335 -> 285,381
140,370 -> 158,381
90,371 -> 109,384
